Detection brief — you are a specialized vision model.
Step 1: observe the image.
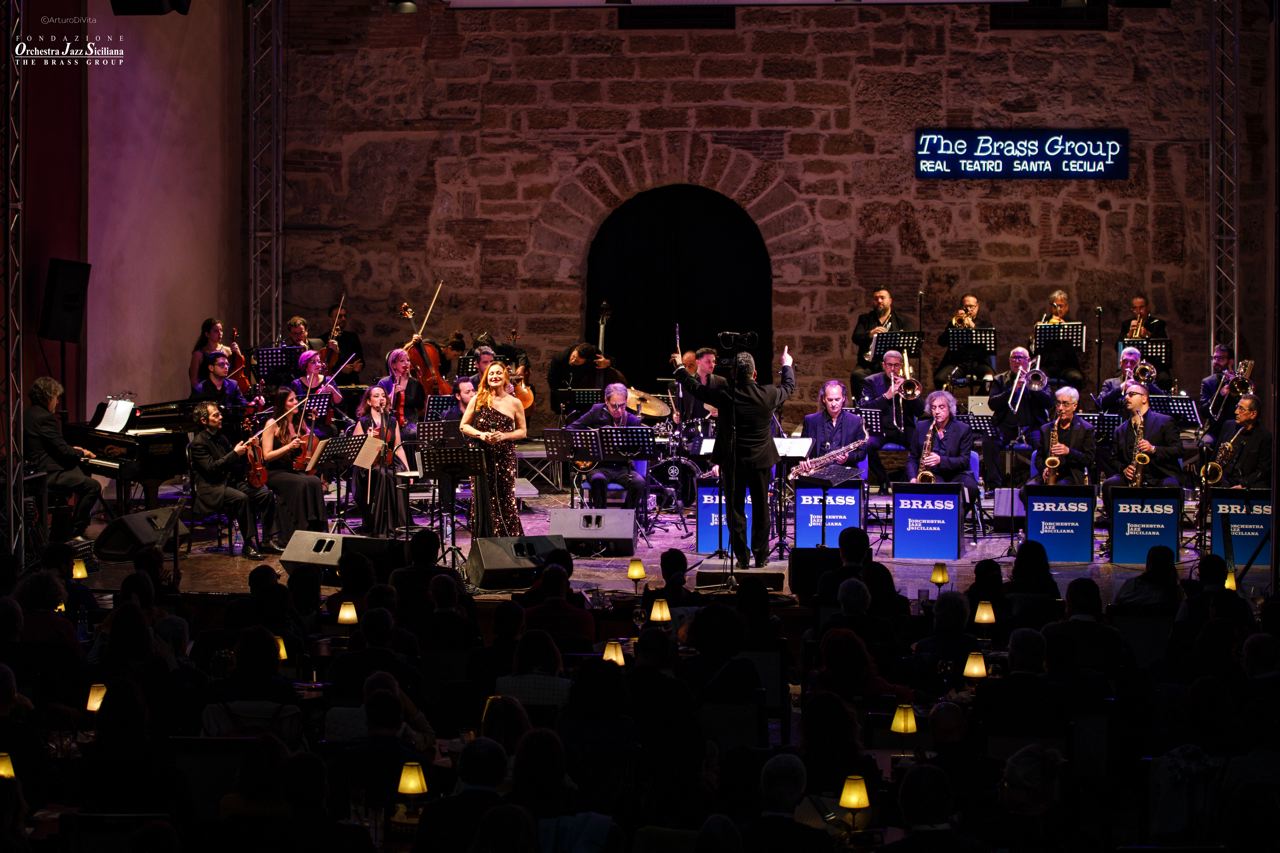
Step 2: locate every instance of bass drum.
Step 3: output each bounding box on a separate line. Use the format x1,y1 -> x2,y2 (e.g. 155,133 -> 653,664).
648,456 -> 701,509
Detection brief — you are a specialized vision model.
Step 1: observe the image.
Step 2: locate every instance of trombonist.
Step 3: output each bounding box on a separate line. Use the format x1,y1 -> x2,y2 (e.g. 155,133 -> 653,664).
860,350 -> 923,494
1097,347 -> 1166,416
1198,344 -> 1245,445
907,390 -> 979,504
850,288 -> 912,399
984,348 -> 1052,489
1024,387 -> 1096,490
1101,382 -> 1182,513
933,293 -> 995,390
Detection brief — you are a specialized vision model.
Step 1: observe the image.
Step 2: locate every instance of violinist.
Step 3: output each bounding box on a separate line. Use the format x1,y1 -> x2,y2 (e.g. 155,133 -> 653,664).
352,386 -> 409,537
189,401 -> 274,559
188,318 -> 241,389
289,350 -> 344,438
441,376 -> 476,422
285,315 -> 324,352
323,301 -> 365,382
191,352 -> 264,440
377,347 -> 426,425
260,388 -> 327,548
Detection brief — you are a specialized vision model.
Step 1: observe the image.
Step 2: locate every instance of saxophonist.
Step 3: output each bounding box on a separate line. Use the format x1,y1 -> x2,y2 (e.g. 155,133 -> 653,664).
1024,387 -> 1096,489
908,391 -> 978,504
850,288 -> 912,399
1101,382 -> 1182,512
799,380 -> 867,474
1216,394 -> 1271,489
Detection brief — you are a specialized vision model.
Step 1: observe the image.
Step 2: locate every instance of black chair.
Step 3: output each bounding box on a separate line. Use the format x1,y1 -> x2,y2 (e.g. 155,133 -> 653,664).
184,444 -> 229,553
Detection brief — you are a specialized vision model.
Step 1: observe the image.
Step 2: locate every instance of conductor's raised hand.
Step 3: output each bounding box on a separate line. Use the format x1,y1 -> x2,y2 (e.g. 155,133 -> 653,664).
780,345 -> 793,368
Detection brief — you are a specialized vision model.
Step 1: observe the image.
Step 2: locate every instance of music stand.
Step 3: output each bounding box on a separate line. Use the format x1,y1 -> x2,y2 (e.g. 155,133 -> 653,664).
255,345 -> 305,384
873,331 -> 922,359
424,395 -> 454,422
795,468 -> 863,548
945,327 -> 997,358
542,429 -> 580,507
769,437 -> 813,561
1079,412 -> 1122,443
853,407 -> 884,437
599,427 -> 660,544
315,432 -> 369,533
1121,337 -> 1172,369
300,394 -> 332,425
456,355 -> 478,377
1148,395 -> 1202,429
1033,322 -> 1087,353
958,413 -> 996,438
416,421 -> 485,569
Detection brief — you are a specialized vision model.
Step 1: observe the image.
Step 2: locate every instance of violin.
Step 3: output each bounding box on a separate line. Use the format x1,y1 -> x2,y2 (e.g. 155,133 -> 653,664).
292,416 -> 321,475
229,327 -> 250,394
509,323 -> 534,410
246,436 -> 268,490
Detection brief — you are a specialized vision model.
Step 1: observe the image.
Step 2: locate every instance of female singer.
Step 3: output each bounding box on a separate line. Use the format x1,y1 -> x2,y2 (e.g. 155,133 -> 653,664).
188,318 -> 240,389
459,362 -> 527,537
352,385 -> 409,536
376,347 -> 426,426
260,387 -> 327,547
290,350 -> 343,438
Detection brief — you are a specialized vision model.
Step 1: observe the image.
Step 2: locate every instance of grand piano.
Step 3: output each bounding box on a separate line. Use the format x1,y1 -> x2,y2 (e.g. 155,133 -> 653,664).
66,398 -> 193,510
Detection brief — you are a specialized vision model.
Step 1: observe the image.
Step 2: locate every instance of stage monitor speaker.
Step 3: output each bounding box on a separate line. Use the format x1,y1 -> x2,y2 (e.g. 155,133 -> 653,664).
787,547 -> 843,600
465,535 -> 567,590
992,487 -> 1026,533
279,531 -> 409,584
94,507 -> 188,562
39,259 -> 91,343
546,507 -> 635,556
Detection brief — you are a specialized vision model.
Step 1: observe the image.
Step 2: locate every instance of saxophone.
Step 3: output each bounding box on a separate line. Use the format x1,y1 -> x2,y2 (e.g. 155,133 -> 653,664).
1128,414 -> 1149,486
915,426 -> 936,484
1043,420 -> 1062,485
1200,425 -> 1246,486
790,433 -> 870,481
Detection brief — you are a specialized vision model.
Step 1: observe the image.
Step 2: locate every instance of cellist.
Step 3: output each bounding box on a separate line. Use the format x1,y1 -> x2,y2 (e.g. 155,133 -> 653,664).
189,401 -> 275,559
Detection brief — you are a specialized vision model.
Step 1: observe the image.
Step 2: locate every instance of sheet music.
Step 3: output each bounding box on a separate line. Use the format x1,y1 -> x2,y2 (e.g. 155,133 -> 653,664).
353,436 -> 383,471
99,399 -> 134,433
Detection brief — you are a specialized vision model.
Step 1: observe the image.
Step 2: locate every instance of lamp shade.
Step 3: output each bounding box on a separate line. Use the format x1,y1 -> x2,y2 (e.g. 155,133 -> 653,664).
0,753 -> 13,779
964,651 -> 987,679
398,761 -> 427,795
275,635 -> 288,662
602,640 -> 625,666
481,695 -> 501,724
649,599 -> 671,623
839,775 -> 870,810
974,600 -> 996,624
930,563 -> 950,586
72,559 -> 88,580
1225,570 -> 1237,591
627,559 -> 646,581
86,683 -> 107,713
337,601 -> 359,625
890,704 -> 917,735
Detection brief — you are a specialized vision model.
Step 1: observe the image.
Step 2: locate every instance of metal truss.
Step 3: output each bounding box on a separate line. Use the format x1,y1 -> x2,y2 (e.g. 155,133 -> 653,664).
248,0 -> 283,347
4,0 -> 24,565
1208,0 -> 1241,356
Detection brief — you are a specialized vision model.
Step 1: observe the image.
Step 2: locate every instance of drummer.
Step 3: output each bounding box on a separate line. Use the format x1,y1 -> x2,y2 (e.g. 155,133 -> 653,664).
566,383 -> 648,510
675,347 -> 724,427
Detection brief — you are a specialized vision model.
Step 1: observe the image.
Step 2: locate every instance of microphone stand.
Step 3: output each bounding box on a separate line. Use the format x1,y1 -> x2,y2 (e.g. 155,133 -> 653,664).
1093,306 -> 1104,401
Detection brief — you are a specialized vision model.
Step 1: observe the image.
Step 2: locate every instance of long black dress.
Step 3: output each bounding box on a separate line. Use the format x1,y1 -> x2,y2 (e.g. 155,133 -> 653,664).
354,414 -> 407,537
470,406 -> 523,538
265,428 -> 327,544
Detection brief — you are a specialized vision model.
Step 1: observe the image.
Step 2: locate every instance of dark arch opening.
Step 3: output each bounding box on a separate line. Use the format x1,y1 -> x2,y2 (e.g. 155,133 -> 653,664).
585,184 -> 773,391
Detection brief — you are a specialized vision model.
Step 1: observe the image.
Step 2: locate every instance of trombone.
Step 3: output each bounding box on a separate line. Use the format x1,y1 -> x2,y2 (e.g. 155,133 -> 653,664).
1010,355 -> 1048,414
889,359 -> 921,432
1207,359 -> 1254,421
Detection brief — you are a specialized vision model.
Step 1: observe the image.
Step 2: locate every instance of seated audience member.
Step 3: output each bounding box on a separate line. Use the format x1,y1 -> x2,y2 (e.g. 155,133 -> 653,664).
797,690 -> 882,798
282,751 -> 377,853
479,695 -> 532,765
341,689 -> 430,812
468,600 -> 524,694
880,763 -> 988,853
642,548 -> 705,610
1114,545 -> 1182,612
912,592 -> 981,693
522,567 -> 595,653
515,549 -> 586,609
739,754 -> 834,853
495,630 -> 572,711
677,604 -> 761,704
964,558 -> 1010,628
1041,578 -> 1135,691
417,574 -> 480,652
811,628 -> 911,705
206,625 -> 301,707
13,571 -> 79,657
329,608 -> 425,707
983,744 -> 1070,851
412,737 -> 507,853
1003,540 -> 1060,598
975,628 -> 1069,737
506,728 -> 578,819
814,526 -> 871,605
861,561 -> 911,623
40,541 -> 99,619
324,552 -> 377,617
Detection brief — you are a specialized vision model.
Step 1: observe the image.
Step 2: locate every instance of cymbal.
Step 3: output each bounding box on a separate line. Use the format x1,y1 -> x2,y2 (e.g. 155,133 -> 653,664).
627,387 -> 671,418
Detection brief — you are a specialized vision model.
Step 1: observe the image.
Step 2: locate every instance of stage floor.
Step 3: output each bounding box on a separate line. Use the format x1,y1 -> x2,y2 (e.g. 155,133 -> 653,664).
81,491 -> 1233,606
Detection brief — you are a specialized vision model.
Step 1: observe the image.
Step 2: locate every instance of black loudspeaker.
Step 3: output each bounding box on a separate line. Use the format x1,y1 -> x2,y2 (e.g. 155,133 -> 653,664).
39,259 -> 91,343
110,0 -> 192,14
546,508 -> 636,556
787,547 -> 842,600
464,535 -> 567,590
279,531 -> 409,584
94,508 -> 188,562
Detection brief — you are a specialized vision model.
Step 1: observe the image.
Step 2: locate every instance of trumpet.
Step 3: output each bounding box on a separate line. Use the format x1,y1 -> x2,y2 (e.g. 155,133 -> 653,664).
1010,356 -> 1048,414
950,307 -> 975,329
1127,315 -> 1148,339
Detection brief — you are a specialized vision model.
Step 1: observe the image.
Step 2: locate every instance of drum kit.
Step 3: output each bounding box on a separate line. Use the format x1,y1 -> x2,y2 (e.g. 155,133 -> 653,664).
625,386 -> 716,511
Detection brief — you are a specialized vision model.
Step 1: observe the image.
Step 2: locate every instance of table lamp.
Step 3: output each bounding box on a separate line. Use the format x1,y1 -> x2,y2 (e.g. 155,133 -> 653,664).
964,651 -> 987,679
602,640 -> 625,666
974,600 -> 996,624
649,599 -> 671,624
627,559 -> 647,595
930,562 -> 949,594
337,601 -> 359,625
839,774 -> 870,830
86,683 -> 107,713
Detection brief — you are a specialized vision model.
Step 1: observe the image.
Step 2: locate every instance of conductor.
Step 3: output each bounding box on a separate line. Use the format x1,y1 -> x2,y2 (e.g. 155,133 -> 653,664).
673,345 -> 795,569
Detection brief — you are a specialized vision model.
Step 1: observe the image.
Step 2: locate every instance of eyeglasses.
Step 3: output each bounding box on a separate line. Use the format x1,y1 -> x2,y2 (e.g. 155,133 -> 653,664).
1055,400 -> 1076,407
1125,391 -> 1145,398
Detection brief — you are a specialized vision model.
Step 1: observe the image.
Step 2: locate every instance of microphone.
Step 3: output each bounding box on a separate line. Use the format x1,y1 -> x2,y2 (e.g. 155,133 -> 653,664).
1095,306 -> 1103,316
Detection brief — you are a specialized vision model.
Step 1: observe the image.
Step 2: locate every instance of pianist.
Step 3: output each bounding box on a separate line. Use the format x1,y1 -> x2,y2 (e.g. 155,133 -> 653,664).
190,401 -> 274,560
24,376 -> 101,543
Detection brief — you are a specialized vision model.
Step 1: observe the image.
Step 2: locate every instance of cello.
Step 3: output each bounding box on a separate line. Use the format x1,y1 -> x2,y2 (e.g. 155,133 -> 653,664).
397,278 -> 451,396
229,327 -> 251,394
323,292 -> 346,373
508,323 -> 535,410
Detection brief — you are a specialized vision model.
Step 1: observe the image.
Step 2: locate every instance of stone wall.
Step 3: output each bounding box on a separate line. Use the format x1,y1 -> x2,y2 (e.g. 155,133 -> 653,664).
282,2 -> 1272,428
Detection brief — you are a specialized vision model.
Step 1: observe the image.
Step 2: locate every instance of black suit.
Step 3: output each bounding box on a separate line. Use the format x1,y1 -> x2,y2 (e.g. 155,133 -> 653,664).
934,321 -> 996,388
1198,372 -> 1240,445
189,429 -> 274,546
676,364 -> 795,566
1025,417 -> 1096,488
859,371 -> 923,488
1116,316 -> 1168,348
984,370 -> 1053,488
1033,320 -> 1085,388
907,418 -> 978,502
567,403 -> 647,509
23,405 -> 101,537
1102,409 -> 1183,508
1216,420 -> 1271,489
676,372 -> 725,423
800,410 -> 867,468
1096,374 -> 1167,416
191,379 -> 251,440
849,309 -> 912,397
